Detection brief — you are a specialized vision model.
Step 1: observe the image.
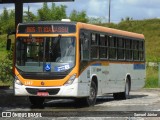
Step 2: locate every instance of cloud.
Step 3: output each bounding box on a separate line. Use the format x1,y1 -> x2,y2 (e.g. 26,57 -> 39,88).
111,0 -> 160,22
87,0 -> 108,17
1,0 -> 160,23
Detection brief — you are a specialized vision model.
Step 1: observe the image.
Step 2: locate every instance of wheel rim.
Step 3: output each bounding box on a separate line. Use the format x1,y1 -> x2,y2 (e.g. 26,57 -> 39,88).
125,81 -> 129,96
89,86 -> 96,101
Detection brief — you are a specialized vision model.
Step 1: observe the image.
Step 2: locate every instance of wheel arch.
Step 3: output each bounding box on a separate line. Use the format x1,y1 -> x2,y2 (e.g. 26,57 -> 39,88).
91,75 -> 98,92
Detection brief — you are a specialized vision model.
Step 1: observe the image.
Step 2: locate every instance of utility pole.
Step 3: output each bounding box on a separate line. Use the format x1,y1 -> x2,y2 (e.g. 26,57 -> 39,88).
108,0 -> 111,23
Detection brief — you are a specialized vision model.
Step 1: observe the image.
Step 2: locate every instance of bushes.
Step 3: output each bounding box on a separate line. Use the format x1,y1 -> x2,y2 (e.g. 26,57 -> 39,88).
0,54 -> 13,83
0,34 -> 13,85
145,66 -> 159,88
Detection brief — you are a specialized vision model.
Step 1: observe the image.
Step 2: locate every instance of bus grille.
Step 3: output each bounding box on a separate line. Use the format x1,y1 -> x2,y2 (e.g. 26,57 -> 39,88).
26,88 -> 60,95
21,73 -> 66,80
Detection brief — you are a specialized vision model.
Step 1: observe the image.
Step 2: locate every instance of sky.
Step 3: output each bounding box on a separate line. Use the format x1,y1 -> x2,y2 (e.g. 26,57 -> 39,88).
0,0 -> 160,23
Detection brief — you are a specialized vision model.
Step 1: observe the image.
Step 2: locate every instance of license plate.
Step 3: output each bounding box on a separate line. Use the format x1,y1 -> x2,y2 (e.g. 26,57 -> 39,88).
37,92 -> 49,96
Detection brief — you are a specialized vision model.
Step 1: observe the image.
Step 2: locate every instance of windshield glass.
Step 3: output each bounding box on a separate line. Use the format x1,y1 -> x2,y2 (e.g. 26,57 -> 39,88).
16,37 -> 75,73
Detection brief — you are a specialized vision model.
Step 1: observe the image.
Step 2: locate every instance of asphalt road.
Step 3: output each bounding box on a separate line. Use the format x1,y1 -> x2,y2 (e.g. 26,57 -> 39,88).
0,88 -> 160,119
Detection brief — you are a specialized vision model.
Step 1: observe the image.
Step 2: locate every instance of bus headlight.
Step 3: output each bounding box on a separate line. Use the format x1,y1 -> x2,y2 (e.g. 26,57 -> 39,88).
64,74 -> 76,86
15,76 -> 23,85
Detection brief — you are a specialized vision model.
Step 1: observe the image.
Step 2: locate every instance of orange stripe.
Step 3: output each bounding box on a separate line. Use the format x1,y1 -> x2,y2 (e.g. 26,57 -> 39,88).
16,33 -> 76,37
77,22 -> 144,40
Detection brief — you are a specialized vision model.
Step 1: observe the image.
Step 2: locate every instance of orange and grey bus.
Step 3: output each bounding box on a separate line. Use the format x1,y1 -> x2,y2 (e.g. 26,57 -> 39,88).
10,21 -> 145,106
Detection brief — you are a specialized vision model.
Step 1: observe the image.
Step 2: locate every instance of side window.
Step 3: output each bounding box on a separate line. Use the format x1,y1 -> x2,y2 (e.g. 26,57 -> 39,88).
109,36 -> 117,59
91,33 -> 98,45
80,31 -> 90,61
91,33 -> 99,59
99,34 -> 108,59
133,40 -> 139,61
117,38 -> 125,60
125,39 -> 133,60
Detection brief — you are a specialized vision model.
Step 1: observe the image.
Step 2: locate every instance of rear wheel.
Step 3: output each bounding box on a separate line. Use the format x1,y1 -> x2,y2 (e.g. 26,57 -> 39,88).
113,79 -> 130,100
29,96 -> 45,106
75,81 -> 97,107
123,79 -> 130,99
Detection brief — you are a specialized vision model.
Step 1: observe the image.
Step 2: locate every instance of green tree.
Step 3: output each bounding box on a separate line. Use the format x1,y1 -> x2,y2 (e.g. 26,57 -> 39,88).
69,10 -> 88,23
38,2 -> 51,21
50,3 -> 56,20
38,3 -> 67,21
0,7 -> 15,33
23,6 -> 37,22
1,7 -> 9,21
53,4 -> 67,20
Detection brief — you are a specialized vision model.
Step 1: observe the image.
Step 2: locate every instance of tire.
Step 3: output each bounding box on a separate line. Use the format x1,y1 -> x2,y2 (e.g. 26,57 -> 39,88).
113,79 -> 130,100
29,96 -> 45,106
113,92 -> 121,100
122,79 -> 130,99
75,81 -> 97,107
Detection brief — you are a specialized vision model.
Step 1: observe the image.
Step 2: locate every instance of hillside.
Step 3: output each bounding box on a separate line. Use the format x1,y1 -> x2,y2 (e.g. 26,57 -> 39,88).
1,19 -> 160,62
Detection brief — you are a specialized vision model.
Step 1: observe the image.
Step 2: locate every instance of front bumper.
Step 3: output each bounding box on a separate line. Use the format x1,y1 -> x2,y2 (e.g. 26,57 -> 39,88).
14,78 -> 90,97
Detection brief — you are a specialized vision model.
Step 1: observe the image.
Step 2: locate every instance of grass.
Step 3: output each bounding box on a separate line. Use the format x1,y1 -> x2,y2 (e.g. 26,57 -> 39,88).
145,66 -> 159,88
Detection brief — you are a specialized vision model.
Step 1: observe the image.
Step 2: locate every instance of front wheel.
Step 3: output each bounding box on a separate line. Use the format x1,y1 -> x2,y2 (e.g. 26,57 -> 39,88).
75,81 -> 97,107
86,81 -> 97,106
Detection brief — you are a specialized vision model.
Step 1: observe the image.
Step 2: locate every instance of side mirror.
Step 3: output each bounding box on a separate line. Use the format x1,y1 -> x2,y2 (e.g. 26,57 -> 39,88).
6,39 -> 11,50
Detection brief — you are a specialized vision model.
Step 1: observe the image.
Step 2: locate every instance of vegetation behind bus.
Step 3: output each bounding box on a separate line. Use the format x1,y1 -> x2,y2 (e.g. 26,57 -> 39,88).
145,66 -> 158,88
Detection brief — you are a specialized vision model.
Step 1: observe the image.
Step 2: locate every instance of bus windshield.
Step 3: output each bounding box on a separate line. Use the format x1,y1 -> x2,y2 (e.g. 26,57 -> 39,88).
16,37 -> 75,73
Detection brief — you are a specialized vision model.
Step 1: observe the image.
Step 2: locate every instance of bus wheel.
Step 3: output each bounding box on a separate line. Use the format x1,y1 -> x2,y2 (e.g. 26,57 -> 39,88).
86,81 -> 97,106
113,79 -> 130,100
29,96 -> 45,106
123,79 -> 130,99
113,93 -> 121,100
75,81 -> 97,107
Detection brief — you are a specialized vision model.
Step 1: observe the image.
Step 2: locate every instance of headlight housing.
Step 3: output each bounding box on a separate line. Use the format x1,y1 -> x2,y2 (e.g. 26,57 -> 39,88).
64,74 -> 76,86
15,76 -> 23,85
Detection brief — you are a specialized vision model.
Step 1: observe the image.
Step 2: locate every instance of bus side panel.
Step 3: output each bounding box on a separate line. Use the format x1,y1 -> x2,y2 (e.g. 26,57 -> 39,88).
79,62 -> 111,96
78,67 -> 91,97
89,65 -> 111,95
109,63 -> 145,92
130,63 -> 145,90
108,63 -> 126,93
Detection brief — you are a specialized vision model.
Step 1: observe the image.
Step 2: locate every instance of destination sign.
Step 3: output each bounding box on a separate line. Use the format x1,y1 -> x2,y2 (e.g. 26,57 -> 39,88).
18,24 -> 76,34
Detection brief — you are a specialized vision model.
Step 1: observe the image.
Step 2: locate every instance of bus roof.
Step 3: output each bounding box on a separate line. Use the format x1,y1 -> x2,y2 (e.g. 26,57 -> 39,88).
18,21 -> 144,40
77,22 -> 144,40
